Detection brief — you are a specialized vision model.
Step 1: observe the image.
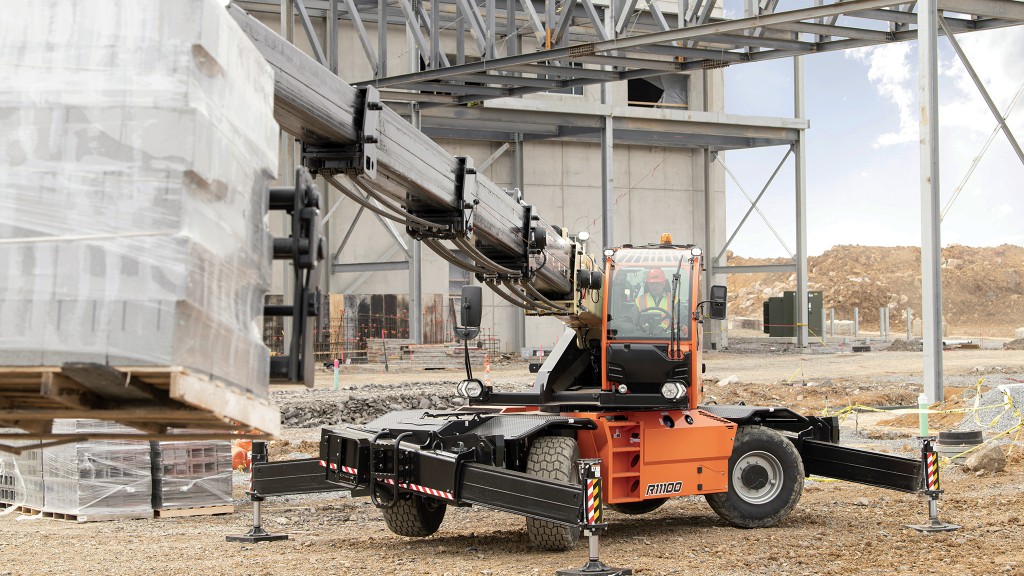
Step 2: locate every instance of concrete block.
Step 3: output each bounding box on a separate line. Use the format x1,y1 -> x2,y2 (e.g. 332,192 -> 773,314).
1015,327 -> 1024,339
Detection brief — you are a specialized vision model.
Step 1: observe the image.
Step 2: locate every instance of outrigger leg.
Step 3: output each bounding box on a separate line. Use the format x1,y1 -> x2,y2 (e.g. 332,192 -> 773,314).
556,460 -> 632,576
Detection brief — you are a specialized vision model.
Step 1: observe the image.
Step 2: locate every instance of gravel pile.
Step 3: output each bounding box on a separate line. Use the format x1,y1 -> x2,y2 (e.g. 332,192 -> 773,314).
885,339 -> 923,352
956,383 -> 1023,436
1003,338 -> 1024,350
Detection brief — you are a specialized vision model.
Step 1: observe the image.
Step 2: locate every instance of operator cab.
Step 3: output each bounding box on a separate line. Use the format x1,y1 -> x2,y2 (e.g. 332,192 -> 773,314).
603,242 -> 699,401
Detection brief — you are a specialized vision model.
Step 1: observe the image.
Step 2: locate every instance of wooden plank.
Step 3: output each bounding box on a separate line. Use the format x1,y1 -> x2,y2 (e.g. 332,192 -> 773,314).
0,418 -> 52,435
40,373 -> 102,409
0,408 -> 225,422
168,372 -> 280,436
39,510 -> 154,523
154,505 -> 234,518
62,363 -> 165,402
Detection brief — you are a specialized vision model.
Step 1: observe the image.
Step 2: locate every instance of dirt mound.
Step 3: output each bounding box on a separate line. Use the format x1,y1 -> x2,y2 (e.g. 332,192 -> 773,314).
885,339 -> 923,352
727,244 -> 1024,337
1004,338 -> 1024,350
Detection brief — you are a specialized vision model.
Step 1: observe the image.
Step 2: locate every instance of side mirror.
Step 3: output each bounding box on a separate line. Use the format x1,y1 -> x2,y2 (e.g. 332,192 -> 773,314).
708,285 -> 727,320
461,285 -> 482,328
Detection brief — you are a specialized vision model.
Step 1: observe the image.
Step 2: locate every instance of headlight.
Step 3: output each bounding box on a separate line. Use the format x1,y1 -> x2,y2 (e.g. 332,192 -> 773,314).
577,231 -> 590,242
458,379 -> 485,399
690,247 -> 703,257
660,381 -> 687,401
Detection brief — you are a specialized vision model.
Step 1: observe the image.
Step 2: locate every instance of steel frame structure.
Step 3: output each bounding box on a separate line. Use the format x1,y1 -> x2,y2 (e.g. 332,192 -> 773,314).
237,0 -> 1024,396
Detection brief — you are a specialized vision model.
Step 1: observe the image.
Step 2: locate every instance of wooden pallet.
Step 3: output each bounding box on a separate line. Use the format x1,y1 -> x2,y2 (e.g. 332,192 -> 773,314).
40,509 -> 154,523
0,365 -> 279,443
154,504 -> 234,518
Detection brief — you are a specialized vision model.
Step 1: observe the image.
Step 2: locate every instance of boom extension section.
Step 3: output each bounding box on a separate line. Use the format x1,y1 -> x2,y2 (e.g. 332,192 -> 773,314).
229,6 -> 599,321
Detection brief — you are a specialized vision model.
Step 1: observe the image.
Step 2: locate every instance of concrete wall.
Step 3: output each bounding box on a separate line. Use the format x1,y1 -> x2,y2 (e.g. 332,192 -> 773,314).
256,11 -> 727,352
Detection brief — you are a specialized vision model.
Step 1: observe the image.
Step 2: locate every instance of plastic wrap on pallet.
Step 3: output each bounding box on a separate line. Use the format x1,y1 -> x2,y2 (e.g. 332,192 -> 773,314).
0,431 -> 45,510
42,420 -> 151,517
151,440 -> 232,509
0,0 -> 277,397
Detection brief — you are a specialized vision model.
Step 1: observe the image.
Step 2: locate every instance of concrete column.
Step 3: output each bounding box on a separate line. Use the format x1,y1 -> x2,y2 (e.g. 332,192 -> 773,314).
853,308 -> 859,337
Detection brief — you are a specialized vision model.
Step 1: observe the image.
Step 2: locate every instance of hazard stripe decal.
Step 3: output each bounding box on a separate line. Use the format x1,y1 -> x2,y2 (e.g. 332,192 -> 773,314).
379,477 -> 455,501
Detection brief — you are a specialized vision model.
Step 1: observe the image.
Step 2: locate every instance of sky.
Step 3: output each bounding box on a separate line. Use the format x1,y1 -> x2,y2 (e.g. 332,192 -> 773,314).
718,20 -> 1024,258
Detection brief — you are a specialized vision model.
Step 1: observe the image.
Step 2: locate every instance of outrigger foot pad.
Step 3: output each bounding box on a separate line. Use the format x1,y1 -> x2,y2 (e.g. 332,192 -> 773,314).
226,526 -> 289,543
556,560 -> 632,576
905,519 -> 961,533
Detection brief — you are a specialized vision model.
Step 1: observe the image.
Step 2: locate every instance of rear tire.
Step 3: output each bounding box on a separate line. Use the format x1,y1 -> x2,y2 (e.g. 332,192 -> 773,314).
705,426 -> 804,528
382,494 -> 447,537
525,436 -> 581,550
609,499 -> 668,515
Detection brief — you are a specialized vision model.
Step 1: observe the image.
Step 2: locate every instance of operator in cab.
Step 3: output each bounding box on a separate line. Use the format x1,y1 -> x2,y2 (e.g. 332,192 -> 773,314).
635,268 -> 672,331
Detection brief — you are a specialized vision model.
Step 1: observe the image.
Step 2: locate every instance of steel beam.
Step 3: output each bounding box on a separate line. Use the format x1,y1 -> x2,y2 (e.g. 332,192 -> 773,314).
333,261 -> 411,273
716,264 -> 797,274
716,154 -> 794,257
939,15 -> 1024,166
295,0 -> 327,65
339,244 -> 405,294
714,147 -> 793,265
341,0 -> 377,71
478,142 -> 511,172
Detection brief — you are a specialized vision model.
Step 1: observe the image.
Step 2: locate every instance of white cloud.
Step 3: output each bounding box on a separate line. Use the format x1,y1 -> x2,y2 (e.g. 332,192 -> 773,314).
996,203 -> 1013,219
846,43 -> 917,147
940,29 -> 1024,141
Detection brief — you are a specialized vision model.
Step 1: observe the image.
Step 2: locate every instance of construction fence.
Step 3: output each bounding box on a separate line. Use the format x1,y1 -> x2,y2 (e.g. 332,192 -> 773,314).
264,293 -> 501,366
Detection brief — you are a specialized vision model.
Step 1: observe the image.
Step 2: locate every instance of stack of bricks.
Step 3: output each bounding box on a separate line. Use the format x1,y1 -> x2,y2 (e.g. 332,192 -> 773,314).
42,420 -> 152,521
364,338 -> 416,363
0,433 -> 45,510
0,0 -> 278,400
150,440 -> 232,510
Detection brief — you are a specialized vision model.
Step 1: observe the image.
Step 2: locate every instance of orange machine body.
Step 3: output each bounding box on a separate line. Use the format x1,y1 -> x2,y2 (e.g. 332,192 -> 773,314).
572,410 -> 735,503
581,245 -> 736,503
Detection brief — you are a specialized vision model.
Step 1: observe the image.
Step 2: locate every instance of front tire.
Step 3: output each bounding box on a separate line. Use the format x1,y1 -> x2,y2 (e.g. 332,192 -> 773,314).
705,426 -> 804,528
382,494 -> 447,537
525,436 -> 581,550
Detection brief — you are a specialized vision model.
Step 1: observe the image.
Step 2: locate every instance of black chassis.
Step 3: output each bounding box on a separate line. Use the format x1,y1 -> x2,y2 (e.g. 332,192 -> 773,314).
283,409 -> 599,527
250,402 -> 922,530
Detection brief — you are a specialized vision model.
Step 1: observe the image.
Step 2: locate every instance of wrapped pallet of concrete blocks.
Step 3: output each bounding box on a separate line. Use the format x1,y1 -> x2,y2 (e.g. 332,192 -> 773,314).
0,0 -> 280,423
150,439 -> 233,512
0,432 -> 45,510
43,420 -> 152,521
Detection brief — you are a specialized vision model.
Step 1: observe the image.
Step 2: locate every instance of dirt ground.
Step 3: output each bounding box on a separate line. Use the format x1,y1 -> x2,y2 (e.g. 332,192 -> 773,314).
1,348 -> 1022,576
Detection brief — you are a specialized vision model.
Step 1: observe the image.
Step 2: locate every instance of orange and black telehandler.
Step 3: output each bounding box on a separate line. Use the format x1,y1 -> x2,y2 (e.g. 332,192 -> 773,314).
228,6 -> 935,553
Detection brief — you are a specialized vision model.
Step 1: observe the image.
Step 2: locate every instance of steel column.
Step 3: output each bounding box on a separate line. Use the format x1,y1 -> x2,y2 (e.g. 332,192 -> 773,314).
377,0 -> 388,77
408,22 -> 423,345
919,0 -> 944,402
601,6 -> 615,251
794,56 -> 809,348
513,132 -> 526,354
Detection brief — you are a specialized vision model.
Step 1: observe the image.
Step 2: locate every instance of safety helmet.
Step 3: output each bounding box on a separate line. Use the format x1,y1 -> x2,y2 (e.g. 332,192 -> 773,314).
646,269 -> 667,283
